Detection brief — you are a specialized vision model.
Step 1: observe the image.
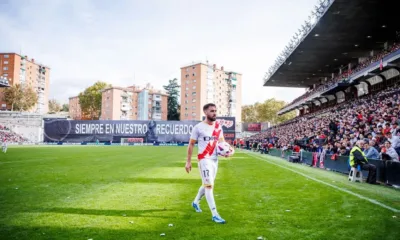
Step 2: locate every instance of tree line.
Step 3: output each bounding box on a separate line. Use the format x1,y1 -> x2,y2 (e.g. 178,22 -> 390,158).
241,98 -> 296,125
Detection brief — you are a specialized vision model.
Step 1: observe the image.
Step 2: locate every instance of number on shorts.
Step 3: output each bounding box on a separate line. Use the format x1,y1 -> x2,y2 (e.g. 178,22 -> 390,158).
202,170 -> 209,177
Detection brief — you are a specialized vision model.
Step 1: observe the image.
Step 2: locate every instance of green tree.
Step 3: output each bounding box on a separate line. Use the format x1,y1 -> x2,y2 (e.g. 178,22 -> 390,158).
3,84 -> 38,111
48,99 -> 62,113
21,87 -> 39,111
241,104 -> 259,122
241,98 -> 296,125
78,81 -> 110,120
163,78 -> 180,120
62,103 -> 69,112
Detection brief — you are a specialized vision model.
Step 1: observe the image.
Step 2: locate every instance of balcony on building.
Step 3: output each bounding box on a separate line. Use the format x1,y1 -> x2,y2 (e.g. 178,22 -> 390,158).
152,94 -> 161,101
152,113 -> 162,120
121,103 -> 130,111
121,96 -> 129,103
152,106 -> 161,113
153,100 -> 161,107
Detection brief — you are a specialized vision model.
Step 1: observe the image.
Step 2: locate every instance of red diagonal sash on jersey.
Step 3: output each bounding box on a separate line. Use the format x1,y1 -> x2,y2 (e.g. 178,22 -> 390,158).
198,122 -> 221,160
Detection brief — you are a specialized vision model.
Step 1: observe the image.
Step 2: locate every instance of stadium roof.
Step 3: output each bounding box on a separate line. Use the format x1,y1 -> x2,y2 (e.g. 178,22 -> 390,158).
263,0 -> 399,88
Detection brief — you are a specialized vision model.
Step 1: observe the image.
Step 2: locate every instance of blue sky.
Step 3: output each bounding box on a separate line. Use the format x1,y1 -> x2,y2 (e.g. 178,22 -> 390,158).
0,0 -> 317,105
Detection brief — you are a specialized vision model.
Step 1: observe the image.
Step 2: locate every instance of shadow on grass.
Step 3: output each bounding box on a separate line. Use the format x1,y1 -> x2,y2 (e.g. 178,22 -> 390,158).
0,224 -> 249,240
29,207 -> 173,218
0,224 -> 162,240
124,177 -> 200,184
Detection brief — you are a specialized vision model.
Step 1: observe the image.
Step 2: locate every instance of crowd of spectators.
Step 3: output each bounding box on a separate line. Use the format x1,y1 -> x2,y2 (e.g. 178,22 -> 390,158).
247,83 -> 400,161
283,42 -> 400,109
0,124 -> 28,143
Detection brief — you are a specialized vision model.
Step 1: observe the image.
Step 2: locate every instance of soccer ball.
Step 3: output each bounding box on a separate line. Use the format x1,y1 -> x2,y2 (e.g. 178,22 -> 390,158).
217,142 -> 235,157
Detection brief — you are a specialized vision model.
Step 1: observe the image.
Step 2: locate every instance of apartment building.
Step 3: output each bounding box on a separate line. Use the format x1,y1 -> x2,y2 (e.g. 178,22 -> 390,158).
68,96 -> 82,120
180,62 -> 242,121
0,53 -> 50,113
69,83 -> 168,121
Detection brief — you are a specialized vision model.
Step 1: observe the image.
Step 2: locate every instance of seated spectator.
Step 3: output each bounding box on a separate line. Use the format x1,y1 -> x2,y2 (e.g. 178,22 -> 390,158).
350,140 -> 377,184
380,141 -> 399,161
339,146 -> 350,156
386,132 -> 400,155
364,140 -> 380,160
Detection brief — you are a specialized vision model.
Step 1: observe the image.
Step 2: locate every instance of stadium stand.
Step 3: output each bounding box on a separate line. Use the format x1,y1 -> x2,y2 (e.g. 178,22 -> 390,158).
0,125 -> 28,143
246,0 -> 400,185
249,83 -> 400,159
0,112 -> 44,143
283,43 -> 400,109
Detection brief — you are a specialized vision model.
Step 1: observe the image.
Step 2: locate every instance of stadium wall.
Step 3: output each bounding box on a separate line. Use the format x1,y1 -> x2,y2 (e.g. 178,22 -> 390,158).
263,148 -> 400,187
43,118 -> 237,143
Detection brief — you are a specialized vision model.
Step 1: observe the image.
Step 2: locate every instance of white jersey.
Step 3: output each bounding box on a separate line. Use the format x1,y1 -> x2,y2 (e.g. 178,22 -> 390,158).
190,121 -> 224,160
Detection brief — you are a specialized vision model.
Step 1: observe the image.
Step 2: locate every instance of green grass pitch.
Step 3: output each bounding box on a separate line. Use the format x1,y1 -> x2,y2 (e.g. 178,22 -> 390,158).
0,146 -> 399,240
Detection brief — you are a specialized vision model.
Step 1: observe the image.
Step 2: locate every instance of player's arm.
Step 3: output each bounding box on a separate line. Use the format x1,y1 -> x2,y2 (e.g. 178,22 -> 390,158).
186,126 -> 198,173
218,127 -> 225,143
187,139 -> 196,161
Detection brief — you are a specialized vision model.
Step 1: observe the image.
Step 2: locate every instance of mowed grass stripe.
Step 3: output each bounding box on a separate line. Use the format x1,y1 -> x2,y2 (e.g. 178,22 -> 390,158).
245,151 -> 400,213
0,146 -> 399,240
243,150 -> 400,209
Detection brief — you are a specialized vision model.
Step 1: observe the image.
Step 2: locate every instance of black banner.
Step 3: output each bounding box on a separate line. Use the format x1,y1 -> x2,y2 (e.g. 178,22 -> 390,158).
242,122 -> 261,132
43,119 -> 199,143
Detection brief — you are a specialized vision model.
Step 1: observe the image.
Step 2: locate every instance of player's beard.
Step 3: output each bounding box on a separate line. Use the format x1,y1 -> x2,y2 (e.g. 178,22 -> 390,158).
207,115 -> 216,122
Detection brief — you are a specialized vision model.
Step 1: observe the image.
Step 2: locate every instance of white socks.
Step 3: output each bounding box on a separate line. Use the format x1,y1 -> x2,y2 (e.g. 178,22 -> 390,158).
193,186 -> 205,204
205,187 -> 218,216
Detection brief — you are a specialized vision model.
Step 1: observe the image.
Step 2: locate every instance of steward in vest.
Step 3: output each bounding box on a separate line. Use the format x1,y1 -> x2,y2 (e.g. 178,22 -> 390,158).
350,140 -> 377,184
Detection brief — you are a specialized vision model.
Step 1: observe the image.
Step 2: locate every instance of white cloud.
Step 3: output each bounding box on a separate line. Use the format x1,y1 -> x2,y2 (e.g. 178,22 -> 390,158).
0,0 -> 316,104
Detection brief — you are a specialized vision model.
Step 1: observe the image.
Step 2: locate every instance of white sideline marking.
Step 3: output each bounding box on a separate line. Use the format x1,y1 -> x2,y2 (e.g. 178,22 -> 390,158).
245,152 -> 400,213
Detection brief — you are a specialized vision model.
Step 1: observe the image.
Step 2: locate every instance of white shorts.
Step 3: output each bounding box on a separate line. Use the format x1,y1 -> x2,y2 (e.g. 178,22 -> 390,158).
198,158 -> 218,187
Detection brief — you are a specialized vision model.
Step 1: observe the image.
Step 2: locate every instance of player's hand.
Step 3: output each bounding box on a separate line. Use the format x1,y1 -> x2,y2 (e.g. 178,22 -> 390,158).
185,161 -> 192,173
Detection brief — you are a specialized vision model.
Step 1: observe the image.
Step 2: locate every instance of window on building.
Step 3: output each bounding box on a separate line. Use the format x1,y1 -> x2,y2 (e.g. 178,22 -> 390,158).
192,112 -> 196,116
192,92 -> 196,95
192,86 -> 196,89
185,113 -> 188,117
3,67 -> 8,71
185,100 -> 188,104
192,73 -> 196,76
193,79 -> 196,83
192,106 -> 195,109
192,99 -> 196,103
4,55 -> 9,58
3,74 -> 8,77
3,61 -> 8,64
186,80 -> 189,84
186,68 -> 189,72
192,66 -> 195,69
186,87 -> 188,90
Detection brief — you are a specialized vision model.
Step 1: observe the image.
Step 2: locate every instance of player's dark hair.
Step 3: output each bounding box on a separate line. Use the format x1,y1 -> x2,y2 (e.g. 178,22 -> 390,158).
203,103 -> 216,111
